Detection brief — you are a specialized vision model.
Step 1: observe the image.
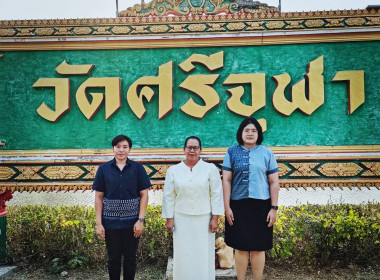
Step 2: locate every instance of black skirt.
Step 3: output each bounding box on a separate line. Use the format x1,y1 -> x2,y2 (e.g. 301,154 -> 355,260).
225,198 -> 273,251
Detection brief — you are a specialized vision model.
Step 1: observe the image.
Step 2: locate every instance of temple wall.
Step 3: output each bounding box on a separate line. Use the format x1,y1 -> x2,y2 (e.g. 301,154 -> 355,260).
0,1 -> 379,203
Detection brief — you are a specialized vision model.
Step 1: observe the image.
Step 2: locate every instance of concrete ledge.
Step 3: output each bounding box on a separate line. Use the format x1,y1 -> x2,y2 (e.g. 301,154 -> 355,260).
0,266 -> 17,278
165,257 -> 237,280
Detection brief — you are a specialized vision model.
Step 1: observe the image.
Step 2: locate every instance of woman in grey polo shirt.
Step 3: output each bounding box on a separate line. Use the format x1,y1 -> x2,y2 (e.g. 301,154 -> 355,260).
222,117 -> 280,280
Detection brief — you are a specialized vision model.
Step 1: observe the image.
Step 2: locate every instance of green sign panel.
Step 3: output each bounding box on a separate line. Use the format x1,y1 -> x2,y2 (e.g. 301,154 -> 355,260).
0,41 -> 379,149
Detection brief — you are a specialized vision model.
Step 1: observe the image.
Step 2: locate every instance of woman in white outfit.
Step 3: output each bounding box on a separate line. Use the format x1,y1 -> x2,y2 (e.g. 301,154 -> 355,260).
162,136 -> 224,280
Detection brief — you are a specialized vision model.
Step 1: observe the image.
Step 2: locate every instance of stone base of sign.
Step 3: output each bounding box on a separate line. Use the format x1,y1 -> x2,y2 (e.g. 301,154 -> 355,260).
165,257 -> 238,280
0,266 -> 17,278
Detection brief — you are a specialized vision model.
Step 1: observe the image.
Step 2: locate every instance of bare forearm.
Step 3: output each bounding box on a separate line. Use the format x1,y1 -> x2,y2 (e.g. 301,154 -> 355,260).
223,183 -> 231,209
139,190 -> 149,218
269,174 -> 280,206
270,185 -> 279,205
94,192 -> 104,225
222,172 -> 232,209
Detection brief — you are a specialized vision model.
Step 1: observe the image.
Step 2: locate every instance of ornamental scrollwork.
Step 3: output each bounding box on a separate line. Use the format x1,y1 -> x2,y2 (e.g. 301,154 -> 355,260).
304,19 -> 325,28
325,18 -> 345,27
0,167 -> 16,181
246,21 -> 265,30
118,0 -> 277,17
0,28 -> 16,36
111,26 -> 131,34
35,28 -> 55,36
226,22 -> 246,31
73,27 -> 92,35
188,23 -> 207,32
361,162 -> 380,176
149,25 -> 170,33
317,163 -> 362,177
366,16 -> 380,25
345,17 -> 365,26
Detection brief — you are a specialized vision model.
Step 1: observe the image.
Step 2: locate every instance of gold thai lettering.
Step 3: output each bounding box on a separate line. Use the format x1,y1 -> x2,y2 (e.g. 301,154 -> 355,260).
76,78 -> 121,120
127,61 -> 173,119
55,60 -> 94,75
32,78 -> 70,122
257,118 -> 267,133
271,73 -> 295,115
272,56 -> 324,116
179,51 -> 224,72
179,74 -> 220,118
179,52 -> 223,118
332,70 -> 365,114
223,73 -> 266,117
33,54 -> 365,123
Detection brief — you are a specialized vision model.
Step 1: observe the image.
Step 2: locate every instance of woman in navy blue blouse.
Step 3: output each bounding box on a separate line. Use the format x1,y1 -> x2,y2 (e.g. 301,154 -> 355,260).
222,117 -> 280,280
93,135 -> 151,280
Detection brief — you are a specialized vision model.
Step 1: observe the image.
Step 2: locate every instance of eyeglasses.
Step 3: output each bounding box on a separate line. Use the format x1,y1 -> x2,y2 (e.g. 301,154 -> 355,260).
185,146 -> 200,151
243,129 -> 258,133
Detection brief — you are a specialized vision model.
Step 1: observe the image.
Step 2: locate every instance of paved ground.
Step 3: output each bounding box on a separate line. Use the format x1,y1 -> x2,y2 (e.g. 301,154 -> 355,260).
1,263 -> 379,280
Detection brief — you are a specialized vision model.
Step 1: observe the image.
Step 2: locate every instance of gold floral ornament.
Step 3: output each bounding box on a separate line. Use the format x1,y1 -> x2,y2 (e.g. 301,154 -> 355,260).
317,163 -> 362,177
361,162 -> 380,176
304,19 -> 325,28
42,166 -> 85,180
289,163 -> 319,177
0,28 -> 16,37
150,164 -> 171,178
15,166 -> 44,180
82,165 -> 99,179
118,0 -> 277,17
345,17 -> 365,26
366,16 -> 380,25
277,163 -> 291,177
0,167 -> 16,181
35,28 -> 55,36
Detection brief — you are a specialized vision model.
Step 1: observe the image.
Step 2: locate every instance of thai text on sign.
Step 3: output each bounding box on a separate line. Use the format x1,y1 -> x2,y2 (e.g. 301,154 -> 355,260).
33,51 -> 365,129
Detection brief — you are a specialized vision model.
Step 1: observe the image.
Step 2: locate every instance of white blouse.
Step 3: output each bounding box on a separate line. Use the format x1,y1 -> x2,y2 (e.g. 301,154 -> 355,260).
162,159 -> 224,218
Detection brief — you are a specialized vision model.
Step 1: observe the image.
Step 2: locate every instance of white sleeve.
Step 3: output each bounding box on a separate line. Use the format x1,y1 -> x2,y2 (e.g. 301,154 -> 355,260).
162,167 -> 176,218
209,164 -> 224,215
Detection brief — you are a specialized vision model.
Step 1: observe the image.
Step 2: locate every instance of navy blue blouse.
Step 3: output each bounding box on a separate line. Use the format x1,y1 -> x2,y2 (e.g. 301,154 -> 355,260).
92,158 -> 151,229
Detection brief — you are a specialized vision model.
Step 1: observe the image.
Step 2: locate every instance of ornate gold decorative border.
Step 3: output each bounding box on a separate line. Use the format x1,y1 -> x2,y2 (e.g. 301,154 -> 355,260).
0,32 -> 379,51
1,9 -> 378,28
2,160 -> 379,180
0,9 -> 379,52
0,179 -> 378,193
1,145 -> 379,192
1,145 -> 379,157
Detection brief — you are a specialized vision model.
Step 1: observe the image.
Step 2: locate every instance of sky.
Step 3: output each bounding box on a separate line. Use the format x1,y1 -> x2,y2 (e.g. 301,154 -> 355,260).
0,0 -> 378,20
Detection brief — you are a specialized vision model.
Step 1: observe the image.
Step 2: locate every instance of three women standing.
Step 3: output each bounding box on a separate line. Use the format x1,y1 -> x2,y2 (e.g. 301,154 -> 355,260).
223,117 -> 280,280
162,136 -> 224,280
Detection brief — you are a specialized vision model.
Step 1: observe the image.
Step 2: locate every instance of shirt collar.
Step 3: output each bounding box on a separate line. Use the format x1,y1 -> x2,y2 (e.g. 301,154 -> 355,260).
111,157 -> 131,168
181,158 -> 203,169
240,145 -> 260,151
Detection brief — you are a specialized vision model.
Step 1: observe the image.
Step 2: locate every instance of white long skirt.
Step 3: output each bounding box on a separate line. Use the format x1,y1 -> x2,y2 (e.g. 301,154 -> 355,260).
173,212 -> 215,280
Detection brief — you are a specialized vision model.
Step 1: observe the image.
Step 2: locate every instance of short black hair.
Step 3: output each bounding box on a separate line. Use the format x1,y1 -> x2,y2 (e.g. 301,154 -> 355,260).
111,135 -> 132,148
236,117 -> 263,145
184,136 -> 202,149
